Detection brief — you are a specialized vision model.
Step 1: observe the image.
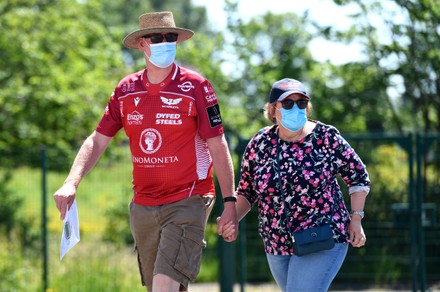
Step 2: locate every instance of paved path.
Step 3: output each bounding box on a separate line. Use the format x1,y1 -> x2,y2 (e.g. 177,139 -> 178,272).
189,283 -> 418,292
190,283 -> 278,292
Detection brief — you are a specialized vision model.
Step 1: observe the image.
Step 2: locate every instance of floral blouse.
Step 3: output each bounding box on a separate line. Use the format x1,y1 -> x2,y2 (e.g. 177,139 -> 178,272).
236,121 -> 370,255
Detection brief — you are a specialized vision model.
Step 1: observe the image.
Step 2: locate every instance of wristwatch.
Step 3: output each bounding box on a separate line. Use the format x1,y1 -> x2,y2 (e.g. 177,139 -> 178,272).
223,196 -> 237,203
350,210 -> 365,219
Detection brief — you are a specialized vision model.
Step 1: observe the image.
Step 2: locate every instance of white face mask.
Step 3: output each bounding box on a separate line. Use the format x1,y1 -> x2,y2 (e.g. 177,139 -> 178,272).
145,41 -> 176,68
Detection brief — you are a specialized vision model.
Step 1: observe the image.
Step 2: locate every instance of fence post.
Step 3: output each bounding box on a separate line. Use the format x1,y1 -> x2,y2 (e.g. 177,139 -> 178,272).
415,134 -> 425,291
405,133 -> 420,292
41,147 -> 49,291
415,133 -> 440,292
215,176 -> 234,292
219,240 -> 234,292
238,218 -> 246,292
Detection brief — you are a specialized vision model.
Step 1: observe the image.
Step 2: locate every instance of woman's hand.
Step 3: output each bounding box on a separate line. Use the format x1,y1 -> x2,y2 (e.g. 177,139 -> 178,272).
348,217 -> 366,247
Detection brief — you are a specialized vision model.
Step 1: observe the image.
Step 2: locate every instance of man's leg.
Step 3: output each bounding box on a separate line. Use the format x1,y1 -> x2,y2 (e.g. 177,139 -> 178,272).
153,195 -> 215,291
152,273 -> 181,292
130,202 -> 161,291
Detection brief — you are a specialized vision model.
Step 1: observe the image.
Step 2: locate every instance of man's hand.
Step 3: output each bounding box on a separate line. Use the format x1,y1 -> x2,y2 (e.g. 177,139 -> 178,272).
217,203 -> 238,242
53,183 -> 76,220
217,217 -> 236,241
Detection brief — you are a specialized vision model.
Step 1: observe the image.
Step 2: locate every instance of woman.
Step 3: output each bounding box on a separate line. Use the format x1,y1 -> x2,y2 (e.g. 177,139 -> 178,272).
218,78 -> 370,291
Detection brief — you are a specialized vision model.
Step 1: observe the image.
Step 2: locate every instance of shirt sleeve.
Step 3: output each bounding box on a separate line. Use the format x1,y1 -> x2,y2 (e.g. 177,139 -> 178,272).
96,91 -> 123,137
236,137 -> 258,205
194,79 -> 224,140
328,127 -> 371,191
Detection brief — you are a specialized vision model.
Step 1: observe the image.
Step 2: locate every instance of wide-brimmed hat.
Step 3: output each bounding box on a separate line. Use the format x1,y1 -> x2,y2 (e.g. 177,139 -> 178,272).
269,78 -> 311,103
123,11 -> 194,50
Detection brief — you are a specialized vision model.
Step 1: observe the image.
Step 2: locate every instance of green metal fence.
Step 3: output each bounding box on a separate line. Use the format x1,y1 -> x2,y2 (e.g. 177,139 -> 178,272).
222,132 -> 440,292
1,132 -> 440,291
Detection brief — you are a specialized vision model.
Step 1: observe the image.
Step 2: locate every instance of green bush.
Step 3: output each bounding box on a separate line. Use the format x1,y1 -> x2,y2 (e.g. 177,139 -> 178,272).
0,241 -> 41,292
103,200 -> 133,247
0,172 -> 22,236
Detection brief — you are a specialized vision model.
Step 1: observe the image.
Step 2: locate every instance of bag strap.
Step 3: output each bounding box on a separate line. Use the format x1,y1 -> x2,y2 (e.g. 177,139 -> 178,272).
275,137 -> 336,234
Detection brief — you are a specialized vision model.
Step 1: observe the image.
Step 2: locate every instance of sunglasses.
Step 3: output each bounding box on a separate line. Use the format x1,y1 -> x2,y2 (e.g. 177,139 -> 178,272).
280,99 -> 309,110
143,33 -> 178,44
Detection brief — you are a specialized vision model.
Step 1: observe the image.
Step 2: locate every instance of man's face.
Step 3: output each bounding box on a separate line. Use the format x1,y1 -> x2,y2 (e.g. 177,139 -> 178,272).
137,32 -> 178,51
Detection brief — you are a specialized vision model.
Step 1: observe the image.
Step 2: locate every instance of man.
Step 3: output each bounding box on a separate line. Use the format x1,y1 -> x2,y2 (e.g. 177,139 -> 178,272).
53,11 -> 238,292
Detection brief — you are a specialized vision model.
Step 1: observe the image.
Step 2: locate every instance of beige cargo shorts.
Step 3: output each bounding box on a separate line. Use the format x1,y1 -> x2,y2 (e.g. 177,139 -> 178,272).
129,195 -> 215,291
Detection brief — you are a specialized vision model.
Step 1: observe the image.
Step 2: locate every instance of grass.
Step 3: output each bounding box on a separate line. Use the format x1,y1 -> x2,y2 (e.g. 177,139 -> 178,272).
0,239 -> 41,292
48,235 -> 145,292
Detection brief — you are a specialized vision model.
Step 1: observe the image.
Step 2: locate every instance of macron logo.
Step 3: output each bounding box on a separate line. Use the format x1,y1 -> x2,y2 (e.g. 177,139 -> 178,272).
134,97 -> 141,106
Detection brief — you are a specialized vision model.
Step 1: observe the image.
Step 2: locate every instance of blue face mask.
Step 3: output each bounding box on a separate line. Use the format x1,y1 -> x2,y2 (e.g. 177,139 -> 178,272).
279,104 -> 307,132
148,42 -> 176,68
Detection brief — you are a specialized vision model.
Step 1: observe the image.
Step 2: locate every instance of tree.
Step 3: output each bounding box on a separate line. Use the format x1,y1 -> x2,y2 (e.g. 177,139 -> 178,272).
0,0 -> 126,168
217,2 -> 317,137
212,1 -> 375,136
0,0 -> 220,169
321,0 -> 440,133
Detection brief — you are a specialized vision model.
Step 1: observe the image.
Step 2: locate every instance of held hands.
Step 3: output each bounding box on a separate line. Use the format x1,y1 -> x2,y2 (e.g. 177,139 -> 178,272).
53,183 -> 77,220
348,217 -> 366,247
216,202 -> 238,242
216,217 -> 237,242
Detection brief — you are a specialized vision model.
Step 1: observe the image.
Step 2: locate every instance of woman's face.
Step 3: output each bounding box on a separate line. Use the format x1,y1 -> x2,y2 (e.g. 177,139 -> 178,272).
274,93 -> 309,122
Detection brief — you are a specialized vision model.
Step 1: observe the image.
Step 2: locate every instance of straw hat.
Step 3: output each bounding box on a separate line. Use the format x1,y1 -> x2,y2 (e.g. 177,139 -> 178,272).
123,11 -> 194,49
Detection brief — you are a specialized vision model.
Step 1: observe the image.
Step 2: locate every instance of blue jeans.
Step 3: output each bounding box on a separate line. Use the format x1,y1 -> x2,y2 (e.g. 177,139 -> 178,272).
266,243 -> 348,292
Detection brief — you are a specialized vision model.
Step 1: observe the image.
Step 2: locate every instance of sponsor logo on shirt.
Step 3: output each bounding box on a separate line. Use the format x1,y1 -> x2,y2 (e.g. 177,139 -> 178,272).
204,85 -> 217,103
156,113 -> 182,125
139,128 -> 162,154
160,96 -> 182,109
104,105 -> 109,116
127,110 -> 144,125
206,104 -> 222,128
178,81 -> 194,92
122,82 -> 135,93
188,101 -> 193,115
132,155 -> 179,167
119,101 -> 124,118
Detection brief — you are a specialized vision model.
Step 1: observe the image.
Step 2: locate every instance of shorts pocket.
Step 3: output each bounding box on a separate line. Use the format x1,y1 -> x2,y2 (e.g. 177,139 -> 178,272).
174,226 -> 206,281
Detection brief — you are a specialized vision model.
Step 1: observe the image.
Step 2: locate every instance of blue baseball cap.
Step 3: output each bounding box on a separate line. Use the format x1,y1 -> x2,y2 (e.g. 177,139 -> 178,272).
269,78 -> 310,103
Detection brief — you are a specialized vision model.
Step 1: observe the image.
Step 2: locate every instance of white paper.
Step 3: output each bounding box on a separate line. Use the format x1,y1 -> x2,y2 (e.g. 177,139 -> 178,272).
60,199 -> 80,261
